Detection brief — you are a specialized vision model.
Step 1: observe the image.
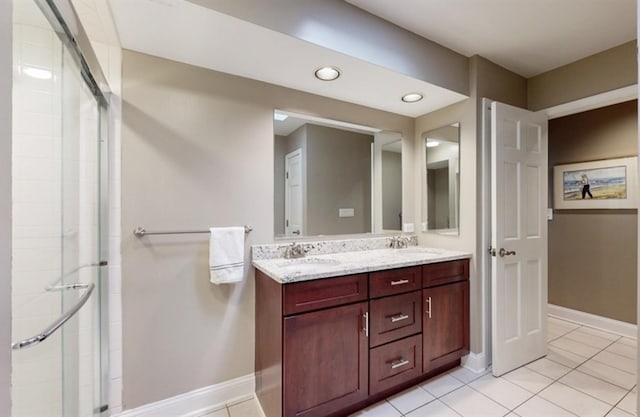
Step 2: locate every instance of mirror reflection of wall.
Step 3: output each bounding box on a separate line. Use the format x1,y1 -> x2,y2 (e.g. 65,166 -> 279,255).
424,123 -> 460,235
381,141 -> 402,230
274,111 -> 379,238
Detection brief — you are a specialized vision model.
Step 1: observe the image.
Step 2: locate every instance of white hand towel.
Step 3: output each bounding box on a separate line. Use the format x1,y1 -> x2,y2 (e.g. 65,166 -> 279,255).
209,227 -> 245,284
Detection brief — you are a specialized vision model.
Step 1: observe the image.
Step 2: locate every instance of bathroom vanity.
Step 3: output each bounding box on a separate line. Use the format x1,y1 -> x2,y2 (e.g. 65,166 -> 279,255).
252,238 -> 471,417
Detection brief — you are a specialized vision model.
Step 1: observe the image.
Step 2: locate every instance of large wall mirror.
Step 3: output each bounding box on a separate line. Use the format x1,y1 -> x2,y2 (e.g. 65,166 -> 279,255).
423,123 -> 460,235
274,110 -> 403,238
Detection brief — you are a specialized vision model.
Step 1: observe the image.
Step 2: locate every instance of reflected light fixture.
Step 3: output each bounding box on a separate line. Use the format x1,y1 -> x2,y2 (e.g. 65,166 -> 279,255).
426,138 -> 440,148
314,66 -> 341,81
402,93 -> 423,103
274,113 -> 288,121
23,66 -> 52,80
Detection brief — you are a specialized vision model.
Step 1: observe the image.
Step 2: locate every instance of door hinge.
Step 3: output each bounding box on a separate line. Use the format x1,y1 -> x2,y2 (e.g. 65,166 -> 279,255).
286,171 -> 289,179
286,219 -> 289,227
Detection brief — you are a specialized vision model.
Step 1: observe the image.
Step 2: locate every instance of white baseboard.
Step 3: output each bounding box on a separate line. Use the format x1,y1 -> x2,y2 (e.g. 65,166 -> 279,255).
114,373 -> 255,417
462,352 -> 488,374
548,304 -> 637,339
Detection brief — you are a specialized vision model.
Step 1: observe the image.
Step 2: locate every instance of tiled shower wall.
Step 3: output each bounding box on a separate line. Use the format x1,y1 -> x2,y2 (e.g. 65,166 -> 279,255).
11,0 -> 121,415
11,8 -> 64,417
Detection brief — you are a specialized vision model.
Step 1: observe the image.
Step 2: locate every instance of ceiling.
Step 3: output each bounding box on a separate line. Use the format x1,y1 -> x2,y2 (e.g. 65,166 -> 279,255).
107,0 -> 636,118
346,0 -> 636,78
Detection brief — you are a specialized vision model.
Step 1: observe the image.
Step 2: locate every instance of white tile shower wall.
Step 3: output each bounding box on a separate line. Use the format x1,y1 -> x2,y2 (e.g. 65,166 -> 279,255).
13,7 -> 107,416
11,17 -> 63,417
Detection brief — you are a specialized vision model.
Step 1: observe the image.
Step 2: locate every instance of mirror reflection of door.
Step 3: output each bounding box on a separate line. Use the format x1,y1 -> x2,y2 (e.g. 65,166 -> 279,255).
381,141 -> 403,230
285,149 -> 303,236
424,123 -> 460,234
427,162 -> 450,229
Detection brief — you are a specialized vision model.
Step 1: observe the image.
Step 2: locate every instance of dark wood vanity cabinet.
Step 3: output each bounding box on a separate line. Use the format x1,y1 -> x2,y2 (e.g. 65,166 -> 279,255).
423,281 -> 470,372
423,260 -> 470,372
283,301 -> 369,417
256,273 -> 369,417
255,258 -> 470,417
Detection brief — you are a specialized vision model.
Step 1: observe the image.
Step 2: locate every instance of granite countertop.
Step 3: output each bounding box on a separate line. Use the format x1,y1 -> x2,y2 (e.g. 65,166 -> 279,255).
252,245 -> 472,284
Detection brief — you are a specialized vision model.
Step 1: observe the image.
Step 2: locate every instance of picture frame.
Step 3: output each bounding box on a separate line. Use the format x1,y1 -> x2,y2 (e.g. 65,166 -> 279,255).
553,156 -> 638,209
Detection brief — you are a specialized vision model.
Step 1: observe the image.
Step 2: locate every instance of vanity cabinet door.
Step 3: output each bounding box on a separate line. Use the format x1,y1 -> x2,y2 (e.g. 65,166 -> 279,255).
283,302 -> 368,417
423,281 -> 470,372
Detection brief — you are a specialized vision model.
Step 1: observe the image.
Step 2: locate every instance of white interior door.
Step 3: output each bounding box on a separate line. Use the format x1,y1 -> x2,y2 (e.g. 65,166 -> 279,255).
285,149 -> 303,237
491,101 -> 548,376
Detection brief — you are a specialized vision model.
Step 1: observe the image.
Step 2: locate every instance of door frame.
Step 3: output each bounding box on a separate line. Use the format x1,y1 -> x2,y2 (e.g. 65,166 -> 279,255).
480,86 -> 638,373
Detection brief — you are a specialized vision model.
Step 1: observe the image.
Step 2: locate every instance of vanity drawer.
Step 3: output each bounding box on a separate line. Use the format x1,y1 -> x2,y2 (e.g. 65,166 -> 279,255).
370,266 -> 421,298
283,274 -> 368,315
369,334 -> 422,395
423,260 -> 469,288
369,291 -> 422,348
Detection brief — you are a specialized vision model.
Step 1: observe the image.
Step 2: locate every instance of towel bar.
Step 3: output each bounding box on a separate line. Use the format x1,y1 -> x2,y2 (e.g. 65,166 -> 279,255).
133,226 -> 252,237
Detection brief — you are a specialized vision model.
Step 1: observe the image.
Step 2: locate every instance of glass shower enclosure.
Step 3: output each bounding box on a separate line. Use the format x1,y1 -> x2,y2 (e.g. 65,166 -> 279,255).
11,0 -> 110,415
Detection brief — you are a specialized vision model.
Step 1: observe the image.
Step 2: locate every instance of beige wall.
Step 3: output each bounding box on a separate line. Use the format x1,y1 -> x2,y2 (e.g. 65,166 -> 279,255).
121,50 -> 413,409
416,98 -> 479,351
549,101 -> 638,323
0,0 -> 11,414
529,41 -> 637,111
416,56 -> 527,360
306,124 -> 373,235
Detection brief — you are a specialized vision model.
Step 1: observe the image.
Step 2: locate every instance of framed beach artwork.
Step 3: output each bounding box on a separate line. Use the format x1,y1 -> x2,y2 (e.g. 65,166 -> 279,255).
553,157 -> 638,209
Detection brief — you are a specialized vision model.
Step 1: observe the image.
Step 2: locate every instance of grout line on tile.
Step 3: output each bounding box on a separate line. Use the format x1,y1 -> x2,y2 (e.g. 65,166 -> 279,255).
463,379 -> 527,413
546,345 -> 590,369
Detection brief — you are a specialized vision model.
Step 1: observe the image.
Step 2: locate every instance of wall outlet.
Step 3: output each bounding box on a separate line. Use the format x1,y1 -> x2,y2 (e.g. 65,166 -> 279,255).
403,223 -> 414,233
339,208 -> 355,217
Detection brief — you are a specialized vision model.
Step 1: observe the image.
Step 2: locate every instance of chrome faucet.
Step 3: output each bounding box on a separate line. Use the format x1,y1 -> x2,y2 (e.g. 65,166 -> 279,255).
389,236 -> 410,249
284,242 -> 306,259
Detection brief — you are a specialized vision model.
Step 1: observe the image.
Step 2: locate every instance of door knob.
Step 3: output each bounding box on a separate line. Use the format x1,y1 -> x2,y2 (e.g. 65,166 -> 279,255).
498,248 -> 516,257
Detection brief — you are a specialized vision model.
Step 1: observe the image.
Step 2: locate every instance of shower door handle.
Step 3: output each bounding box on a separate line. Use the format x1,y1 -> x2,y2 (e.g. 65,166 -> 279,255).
11,283 -> 95,350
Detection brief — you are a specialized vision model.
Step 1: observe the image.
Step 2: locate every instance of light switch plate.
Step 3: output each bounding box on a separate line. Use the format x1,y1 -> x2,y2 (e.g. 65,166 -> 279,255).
547,208 -> 553,220
403,223 -> 414,233
339,208 -> 355,217
421,222 -> 427,232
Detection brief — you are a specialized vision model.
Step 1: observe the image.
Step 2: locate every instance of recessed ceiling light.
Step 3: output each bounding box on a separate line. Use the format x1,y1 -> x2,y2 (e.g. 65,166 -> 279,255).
314,66 -> 341,81
426,138 -> 440,148
274,113 -> 288,121
402,93 -> 423,103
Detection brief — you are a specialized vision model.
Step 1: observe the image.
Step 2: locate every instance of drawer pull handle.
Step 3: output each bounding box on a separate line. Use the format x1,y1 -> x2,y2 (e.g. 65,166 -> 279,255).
390,313 -> 409,323
426,297 -> 432,319
390,359 -> 410,369
390,279 -> 409,286
363,312 -> 369,337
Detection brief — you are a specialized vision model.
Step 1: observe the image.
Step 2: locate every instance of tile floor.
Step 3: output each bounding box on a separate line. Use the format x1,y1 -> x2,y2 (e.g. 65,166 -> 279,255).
202,316 -> 638,417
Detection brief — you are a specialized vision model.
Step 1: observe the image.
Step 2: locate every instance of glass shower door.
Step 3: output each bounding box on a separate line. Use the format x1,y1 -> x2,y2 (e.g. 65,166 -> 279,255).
11,0 -> 108,416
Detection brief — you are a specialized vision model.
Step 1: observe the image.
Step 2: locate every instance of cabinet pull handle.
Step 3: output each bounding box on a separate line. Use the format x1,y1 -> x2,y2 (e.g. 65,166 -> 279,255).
390,279 -> 409,286
363,312 -> 369,337
390,313 -> 409,323
390,359 -> 410,369
426,297 -> 432,319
